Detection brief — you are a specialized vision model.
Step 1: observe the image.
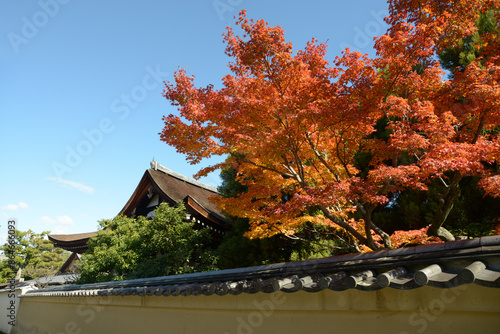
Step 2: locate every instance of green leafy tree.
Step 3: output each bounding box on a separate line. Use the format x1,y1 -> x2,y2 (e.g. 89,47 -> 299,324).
78,203 -> 217,283
0,230 -> 68,283
370,177 -> 499,238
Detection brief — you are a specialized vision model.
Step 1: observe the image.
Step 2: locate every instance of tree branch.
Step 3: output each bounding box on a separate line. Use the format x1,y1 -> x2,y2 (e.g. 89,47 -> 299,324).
241,158 -> 295,179
472,109 -> 488,144
318,204 -> 369,247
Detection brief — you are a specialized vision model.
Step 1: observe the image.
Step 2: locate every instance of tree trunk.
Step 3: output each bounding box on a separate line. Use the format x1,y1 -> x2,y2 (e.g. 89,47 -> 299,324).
370,222 -> 392,248
428,174 -> 462,242
358,203 -> 391,250
428,226 -> 456,241
364,205 -> 392,250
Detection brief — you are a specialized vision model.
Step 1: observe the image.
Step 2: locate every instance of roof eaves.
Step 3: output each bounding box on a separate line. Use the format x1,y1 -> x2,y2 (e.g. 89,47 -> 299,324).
184,195 -> 231,226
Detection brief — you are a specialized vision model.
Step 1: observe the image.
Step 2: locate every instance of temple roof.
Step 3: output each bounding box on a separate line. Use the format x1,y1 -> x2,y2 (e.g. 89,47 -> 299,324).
118,160 -> 227,227
48,232 -> 98,254
48,160 -> 229,252
48,232 -> 99,243
24,235 -> 500,298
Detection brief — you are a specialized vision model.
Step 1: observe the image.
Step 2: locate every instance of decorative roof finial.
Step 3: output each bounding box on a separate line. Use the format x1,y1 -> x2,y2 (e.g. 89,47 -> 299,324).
150,158 -> 158,170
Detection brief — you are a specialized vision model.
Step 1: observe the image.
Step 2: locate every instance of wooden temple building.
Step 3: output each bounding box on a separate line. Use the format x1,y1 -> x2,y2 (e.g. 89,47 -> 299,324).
118,158 -> 230,240
48,159 -> 231,266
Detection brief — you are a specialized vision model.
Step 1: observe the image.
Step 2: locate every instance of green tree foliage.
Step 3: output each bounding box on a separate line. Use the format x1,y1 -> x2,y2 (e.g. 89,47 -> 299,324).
216,218 -> 294,268
439,9 -> 499,76
371,177 -> 499,238
289,223 -> 358,261
0,230 -> 68,283
78,203 -> 217,283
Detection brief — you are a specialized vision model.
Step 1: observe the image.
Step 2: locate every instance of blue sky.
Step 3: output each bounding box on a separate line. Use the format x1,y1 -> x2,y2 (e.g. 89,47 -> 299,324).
0,0 -> 389,241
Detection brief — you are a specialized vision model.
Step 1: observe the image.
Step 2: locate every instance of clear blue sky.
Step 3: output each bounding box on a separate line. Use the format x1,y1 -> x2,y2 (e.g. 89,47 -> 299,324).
0,0 -> 389,241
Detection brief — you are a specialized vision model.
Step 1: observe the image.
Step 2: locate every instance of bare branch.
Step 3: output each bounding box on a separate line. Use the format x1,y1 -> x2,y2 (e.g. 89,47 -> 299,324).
305,132 -> 341,182
241,158 -> 295,179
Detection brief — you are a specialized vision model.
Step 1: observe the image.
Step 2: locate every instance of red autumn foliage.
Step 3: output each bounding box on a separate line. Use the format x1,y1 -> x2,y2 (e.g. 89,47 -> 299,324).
390,227 -> 443,248
160,1 -> 500,251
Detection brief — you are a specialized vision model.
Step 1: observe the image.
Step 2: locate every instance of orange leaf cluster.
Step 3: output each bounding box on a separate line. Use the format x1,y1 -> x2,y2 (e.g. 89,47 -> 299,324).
390,227 -> 443,248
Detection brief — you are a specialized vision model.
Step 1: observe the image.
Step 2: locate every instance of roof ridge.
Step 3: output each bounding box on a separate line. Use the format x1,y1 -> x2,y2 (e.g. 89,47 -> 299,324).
150,159 -> 218,193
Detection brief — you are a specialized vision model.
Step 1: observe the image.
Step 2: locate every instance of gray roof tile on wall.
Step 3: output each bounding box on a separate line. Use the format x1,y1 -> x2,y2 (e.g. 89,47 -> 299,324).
23,235 -> 500,298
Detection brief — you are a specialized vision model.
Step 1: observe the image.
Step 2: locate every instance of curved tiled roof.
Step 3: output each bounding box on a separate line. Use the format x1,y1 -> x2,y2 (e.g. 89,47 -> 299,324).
118,160 -> 229,228
147,168 -> 225,222
48,232 -> 99,243
24,235 -> 500,298
48,232 -> 99,253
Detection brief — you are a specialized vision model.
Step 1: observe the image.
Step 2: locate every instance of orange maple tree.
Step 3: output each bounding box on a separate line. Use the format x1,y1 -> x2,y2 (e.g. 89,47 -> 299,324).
160,0 -> 500,251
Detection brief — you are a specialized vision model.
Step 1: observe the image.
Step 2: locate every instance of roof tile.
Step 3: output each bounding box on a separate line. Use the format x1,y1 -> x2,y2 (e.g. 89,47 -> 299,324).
23,236 -> 500,299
